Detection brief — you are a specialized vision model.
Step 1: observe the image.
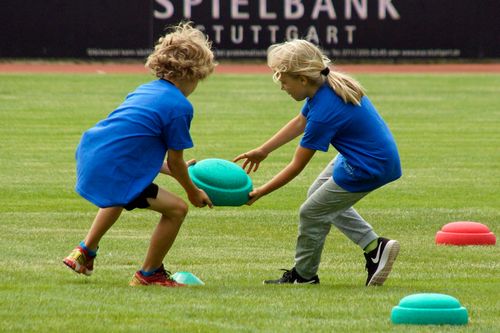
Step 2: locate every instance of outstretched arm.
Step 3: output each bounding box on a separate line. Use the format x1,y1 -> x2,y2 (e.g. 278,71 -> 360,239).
234,113 -> 307,173
167,149 -> 212,208
247,146 -> 316,205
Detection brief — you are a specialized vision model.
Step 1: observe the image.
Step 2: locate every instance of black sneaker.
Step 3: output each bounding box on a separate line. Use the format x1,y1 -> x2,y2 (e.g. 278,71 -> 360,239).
364,237 -> 400,286
263,267 -> 320,285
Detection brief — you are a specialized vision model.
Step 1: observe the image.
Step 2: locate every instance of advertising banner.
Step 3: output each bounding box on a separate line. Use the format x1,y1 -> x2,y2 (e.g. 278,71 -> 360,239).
1,0 -> 498,59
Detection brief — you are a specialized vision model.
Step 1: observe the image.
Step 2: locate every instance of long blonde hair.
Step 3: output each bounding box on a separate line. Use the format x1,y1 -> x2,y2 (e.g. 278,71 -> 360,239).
146,22 -> 216,81
267,40 -> 364,105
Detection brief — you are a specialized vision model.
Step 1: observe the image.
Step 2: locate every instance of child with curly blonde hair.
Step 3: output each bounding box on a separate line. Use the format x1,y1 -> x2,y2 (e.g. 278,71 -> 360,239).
63,23 -> 216,287
235,40 -> 401,286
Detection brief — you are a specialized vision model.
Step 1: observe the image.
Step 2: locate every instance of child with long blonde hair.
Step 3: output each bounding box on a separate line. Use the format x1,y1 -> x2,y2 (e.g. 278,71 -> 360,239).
235,40 -> 401,286
63,23 -> 215,287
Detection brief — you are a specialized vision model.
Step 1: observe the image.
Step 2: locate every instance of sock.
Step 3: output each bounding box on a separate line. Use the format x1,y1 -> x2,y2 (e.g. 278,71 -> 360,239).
79,240 -> 98,257
140,266 -> 162,277
364,239 -> 378,253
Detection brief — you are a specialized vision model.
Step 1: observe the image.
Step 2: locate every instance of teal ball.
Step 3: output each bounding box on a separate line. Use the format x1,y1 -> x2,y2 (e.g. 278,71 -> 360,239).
188,158 -> 253,206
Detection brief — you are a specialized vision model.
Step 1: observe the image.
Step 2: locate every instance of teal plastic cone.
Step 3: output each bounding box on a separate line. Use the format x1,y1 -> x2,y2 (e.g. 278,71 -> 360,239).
171,272 -> 205,286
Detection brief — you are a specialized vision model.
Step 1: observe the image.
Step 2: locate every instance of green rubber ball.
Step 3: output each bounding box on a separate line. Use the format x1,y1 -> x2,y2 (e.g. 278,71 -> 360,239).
188,158 -> 253,206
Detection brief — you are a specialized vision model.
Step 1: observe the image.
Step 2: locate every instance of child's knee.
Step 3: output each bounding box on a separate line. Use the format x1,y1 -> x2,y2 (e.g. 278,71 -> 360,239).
299,202 -> 335,231
171,199 -> 189,221
299,202 -> 321,222
157,198 -> 188,222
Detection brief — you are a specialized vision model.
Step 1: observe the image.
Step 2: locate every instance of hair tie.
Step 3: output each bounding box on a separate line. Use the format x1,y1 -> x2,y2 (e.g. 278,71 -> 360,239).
320,67 -> 330,76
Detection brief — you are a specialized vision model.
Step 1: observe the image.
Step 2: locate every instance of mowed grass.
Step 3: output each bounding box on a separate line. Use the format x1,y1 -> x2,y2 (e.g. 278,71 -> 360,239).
0,71 -> 498,332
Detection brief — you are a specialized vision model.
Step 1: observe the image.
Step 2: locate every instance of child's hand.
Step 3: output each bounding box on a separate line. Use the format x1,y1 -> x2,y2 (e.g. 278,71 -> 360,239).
188,188 -> 213,208
185,159 -> 197,168
234,148 -> 268,174
246,187 -> 264,206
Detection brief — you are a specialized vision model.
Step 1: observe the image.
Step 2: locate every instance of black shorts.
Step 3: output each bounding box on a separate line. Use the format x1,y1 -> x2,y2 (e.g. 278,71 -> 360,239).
123,183 -> 159,211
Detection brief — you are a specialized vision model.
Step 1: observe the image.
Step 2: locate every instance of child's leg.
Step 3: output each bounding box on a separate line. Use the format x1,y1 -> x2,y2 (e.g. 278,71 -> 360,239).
306,157 -> 336,198
295,178 -> 377,279
84,207 -> 123,250
141,187 -> 188,272
64,207 -> 122,275
305,156 -> 377,247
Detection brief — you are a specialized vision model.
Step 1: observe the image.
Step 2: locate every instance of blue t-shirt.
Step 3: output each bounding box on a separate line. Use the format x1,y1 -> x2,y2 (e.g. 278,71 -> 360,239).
300,84 -> 401,192
75,79 -> 194,207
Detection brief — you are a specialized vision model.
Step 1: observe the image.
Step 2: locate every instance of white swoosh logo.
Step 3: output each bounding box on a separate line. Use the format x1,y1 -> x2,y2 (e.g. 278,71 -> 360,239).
371,243 -> 382,264
293,279 -> 316,284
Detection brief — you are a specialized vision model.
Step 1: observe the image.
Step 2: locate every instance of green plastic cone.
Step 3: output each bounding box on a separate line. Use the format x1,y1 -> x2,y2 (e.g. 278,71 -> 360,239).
171,272 -> 205,286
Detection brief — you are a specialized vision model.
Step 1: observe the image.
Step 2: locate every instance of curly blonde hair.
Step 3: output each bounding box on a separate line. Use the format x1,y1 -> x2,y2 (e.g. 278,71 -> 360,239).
146,22 -> 216,81
267,40 -> 365,105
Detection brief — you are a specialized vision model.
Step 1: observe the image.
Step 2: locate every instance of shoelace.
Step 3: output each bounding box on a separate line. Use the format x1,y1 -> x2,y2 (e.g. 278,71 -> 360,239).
69,250 -> 82,260
279,269 -> 294,281
69,249 -> 88,264
155,267 -> 176,281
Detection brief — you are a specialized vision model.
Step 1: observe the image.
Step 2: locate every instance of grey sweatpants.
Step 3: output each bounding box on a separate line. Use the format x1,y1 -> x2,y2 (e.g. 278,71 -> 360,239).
294,158 -> 379,279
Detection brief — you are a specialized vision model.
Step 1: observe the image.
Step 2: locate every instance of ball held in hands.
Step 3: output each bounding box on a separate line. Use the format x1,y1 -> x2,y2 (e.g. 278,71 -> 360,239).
188,158 -> 253,206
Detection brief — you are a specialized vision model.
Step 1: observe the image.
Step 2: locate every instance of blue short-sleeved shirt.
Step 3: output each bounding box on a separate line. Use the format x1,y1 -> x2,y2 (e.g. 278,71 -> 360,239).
75,79 -> 194,207
300,84 -> 401,192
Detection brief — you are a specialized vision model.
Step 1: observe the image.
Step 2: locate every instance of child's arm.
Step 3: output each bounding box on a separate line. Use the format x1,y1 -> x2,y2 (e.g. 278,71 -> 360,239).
160,159 -> 196,176
234,114 -> 306,173
247,146 -> 316,205
167,149 -> 213,208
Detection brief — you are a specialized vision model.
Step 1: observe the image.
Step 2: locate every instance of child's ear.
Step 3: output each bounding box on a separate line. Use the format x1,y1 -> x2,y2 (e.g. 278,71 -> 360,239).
298,75 -> 309,85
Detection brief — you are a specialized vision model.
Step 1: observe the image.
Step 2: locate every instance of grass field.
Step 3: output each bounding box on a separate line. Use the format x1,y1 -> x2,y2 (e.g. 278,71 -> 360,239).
0,72 -> 498,332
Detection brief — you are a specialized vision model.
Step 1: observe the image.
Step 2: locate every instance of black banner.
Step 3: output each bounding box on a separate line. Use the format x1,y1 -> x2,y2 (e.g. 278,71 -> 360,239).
0,0 -> 152,58
1,0 -> 499,59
